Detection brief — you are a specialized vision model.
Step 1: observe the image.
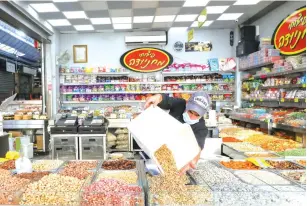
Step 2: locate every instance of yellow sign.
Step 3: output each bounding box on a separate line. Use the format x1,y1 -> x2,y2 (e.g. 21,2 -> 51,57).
294,98 -> 299,102
281,98 -> 285,102
188,29 -> 194,42
198,8 -> 207,28
260,98 -> 263,102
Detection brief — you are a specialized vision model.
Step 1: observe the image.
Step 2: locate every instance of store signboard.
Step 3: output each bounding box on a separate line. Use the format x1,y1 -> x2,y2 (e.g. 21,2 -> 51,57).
23,67 -> 37,76
272,6 -> 306,56
6,61 -> 15,73
120,48 -> 173,73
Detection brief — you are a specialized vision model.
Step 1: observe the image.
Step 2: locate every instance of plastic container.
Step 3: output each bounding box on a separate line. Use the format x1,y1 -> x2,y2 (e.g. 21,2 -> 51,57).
21,143 -> 33,159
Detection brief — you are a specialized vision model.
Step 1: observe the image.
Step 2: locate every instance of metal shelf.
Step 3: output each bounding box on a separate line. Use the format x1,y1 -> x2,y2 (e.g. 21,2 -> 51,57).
241,98 -> 279,102
242,98 -> 305,108
62,101 -> 145,104
272,124 -> 306,133
60,81 -> 234,86
258,84 -> 305,90
229,115 -> 268,128
239,62 -> 274,71
60,72 -> 130,76
242,67 -> 306,81
162,71 -> 235,76
61,91 -> 234,95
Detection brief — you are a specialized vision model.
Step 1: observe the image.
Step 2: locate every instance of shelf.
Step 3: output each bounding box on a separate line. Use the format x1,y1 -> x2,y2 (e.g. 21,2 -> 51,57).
60,72 -> 130,76
239,62 -> 274,72
242,98 -> 306,108
162,71 -> 235,76
62,101 -> 145,104
60,81 -> 234,86
229,115 -> 268,128
272,124 -> 306,133
61,91 -> 234,95
242,67 -> 306,81
258,84 -> 305,90
242,98 -> 279,102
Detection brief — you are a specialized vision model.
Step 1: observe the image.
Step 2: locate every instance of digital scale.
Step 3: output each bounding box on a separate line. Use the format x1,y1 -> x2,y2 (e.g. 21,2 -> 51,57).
50,114 -> 79,134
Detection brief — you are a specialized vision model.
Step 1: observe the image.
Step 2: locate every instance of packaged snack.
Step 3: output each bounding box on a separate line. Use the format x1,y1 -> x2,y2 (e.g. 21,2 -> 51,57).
208,58 -> 219,71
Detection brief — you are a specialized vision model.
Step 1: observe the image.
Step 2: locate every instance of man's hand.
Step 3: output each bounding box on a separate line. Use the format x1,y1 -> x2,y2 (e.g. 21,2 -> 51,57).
179,151 -> 201,175
144,94 -> 163,109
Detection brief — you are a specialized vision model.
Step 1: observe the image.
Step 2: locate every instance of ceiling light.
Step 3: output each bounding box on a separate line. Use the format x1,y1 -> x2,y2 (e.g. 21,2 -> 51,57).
48,19 -> 71,26
90,18 -> 111,25
30,3 -> 59,13
175,14 -> 198,22
234,0 -> 261,5
183,0 -> 210,7
217,13 -> 243,20
169,27 -> 188,32
133,16 -> 154,23
53,0 -> 78,2
113,24 -> 132,29
112,17 -> 131,24
154,15 -> 176,22
191,20 -> 213,27
206,6 -> 229,14
74,25 -> 94,31
63,11 -> 87,19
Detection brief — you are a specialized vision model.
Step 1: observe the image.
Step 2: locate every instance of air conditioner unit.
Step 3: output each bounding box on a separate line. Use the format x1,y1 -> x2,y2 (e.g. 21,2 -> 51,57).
125,31 -> 167,46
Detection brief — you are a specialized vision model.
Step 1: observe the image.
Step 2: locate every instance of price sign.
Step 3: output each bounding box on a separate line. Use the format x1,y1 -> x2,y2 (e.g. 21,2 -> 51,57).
6,61 -> 15,73
280,98 -> 285,102
260,98 -> 263,102
294,98 -> 299,102
302,84 -> 306,88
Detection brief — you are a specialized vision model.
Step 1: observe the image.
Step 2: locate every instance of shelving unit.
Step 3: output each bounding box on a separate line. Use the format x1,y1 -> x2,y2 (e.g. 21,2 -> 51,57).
239,62 -> 274,72
60,81 -> 233,86
229,115 -> 268,129
60,72 -> 130,76
162,70 -> 235,75
61,91 -> 234,95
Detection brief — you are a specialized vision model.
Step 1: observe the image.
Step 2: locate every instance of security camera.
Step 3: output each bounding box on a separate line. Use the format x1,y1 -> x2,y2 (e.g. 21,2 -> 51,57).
235,19 -> 239,23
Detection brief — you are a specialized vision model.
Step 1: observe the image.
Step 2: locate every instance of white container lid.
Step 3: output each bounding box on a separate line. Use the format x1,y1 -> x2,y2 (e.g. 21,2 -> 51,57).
128,106 -> 200,173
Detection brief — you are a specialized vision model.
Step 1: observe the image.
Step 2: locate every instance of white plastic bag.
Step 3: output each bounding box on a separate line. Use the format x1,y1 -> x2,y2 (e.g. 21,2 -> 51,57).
15,157 -> 33,174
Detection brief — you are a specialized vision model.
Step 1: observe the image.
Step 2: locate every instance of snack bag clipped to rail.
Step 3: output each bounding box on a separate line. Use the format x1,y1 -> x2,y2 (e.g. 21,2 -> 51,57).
128,106 -> 200,174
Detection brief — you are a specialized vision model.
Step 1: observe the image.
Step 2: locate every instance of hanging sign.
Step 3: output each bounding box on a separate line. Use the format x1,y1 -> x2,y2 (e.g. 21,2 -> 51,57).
188,29 -> 194,42
120,48 -> 173,73
198,8 -> 207,28
6,61 -> 15,73
272,6 -> 306,56
173,41 -> 184,52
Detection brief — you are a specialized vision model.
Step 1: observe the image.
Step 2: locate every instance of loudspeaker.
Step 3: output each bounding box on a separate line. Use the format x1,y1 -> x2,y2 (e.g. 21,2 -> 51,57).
240,26 -> 256,41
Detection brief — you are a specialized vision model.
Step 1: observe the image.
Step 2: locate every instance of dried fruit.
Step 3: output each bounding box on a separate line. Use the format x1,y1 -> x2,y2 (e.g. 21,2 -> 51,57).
102,160 -> 136,170
220,161 -> 260,170
96,171 -> 138,184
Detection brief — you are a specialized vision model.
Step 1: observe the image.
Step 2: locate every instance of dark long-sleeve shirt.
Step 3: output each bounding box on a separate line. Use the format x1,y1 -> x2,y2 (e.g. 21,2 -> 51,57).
158,94 -> 208,149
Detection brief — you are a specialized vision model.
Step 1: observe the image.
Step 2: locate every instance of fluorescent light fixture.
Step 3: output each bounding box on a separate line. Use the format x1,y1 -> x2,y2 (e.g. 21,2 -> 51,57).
74,25 -> 94,31
183,0 -> 210,7
217,13 -> 243,20
191,20 -> 213,27
169,27 -> 188,32
30,3 -> 59,13
53,0 -> 78,2
125,35 -> 166,42
133,16 -> 154,23
60,31 -> 78,34
63,11 -> 87,19
113,24 -> 132,29
112,17 -> 132,24
154,15 -> 176,22
206,6 -> 229,14
48,19 -> 71,26
90,18 -> 111,25
234,0 -> 261,5
175,14 -> 198,22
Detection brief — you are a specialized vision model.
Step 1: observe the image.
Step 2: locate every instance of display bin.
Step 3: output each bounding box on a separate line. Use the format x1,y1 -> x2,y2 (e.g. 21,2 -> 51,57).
81,145 -> 104,160
53,136 -> 76,146
53,145 -> 77,160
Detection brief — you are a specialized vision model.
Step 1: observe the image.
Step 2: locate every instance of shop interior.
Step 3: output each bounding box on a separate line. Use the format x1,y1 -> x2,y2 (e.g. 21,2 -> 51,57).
0,0 -> 306,205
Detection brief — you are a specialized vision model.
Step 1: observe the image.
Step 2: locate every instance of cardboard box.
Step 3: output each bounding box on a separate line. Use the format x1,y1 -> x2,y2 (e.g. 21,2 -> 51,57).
36,135 -> 44,150
9,131 -> 23,137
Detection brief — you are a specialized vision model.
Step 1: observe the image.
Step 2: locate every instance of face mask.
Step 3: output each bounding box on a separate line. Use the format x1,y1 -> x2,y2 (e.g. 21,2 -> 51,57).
183,112 -> 199,125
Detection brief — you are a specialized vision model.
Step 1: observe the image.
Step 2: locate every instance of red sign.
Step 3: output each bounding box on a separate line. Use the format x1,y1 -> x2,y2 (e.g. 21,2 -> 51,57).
120,48 -> 173,73
272,7 -> 306,56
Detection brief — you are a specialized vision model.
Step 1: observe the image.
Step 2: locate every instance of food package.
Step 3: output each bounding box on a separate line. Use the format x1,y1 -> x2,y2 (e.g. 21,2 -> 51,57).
117,134 -> 129,141
107,132 -> 117,142
36,135 -> 44,150
115,128 -> 128,134
115,145 -> 128,149
116,140 -> 129,146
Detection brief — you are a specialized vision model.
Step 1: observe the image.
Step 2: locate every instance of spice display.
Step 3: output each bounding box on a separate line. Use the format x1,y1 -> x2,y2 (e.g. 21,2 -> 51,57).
102,160 -> 136,170
20,174 -> 83,205
82,179 -> 143,206
277,148 -> 306,157
15,171 -> 50,181
96,171 -> 138,184
0,160 -> 15,170
244,152 -> 279,158
266,160 -> 304,170
32,160 -> 64,171
220,161 -> 260,170
0,171 -> 31,205
296,160 -> 306,166
224,142 -> 265,152
235,170 -> 291,185
222,137 -> 242,142
148,145 -> 212,205
281,171 -> 306,184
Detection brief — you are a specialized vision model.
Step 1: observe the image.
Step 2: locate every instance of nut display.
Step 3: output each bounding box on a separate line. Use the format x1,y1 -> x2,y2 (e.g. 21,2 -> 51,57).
222,137 -> 242,142
82,179 -> 143,206
65,161 -> 98,170
20,174 -> 84,205
244,152 -> 279,158
235,170 -> 291,185
296,160 -> 306,166
277,148 -> 306,157
102,160 -> 136,170
32,160 -> 64,171
96,171 -> 138,184
224,142 -> 265,152
220,161 -> 260,170
266,160 -> 304,170
281,171 -> 306,184
0,160 -> 15,170
15,171 -> 50,181
148,145 -> 212,205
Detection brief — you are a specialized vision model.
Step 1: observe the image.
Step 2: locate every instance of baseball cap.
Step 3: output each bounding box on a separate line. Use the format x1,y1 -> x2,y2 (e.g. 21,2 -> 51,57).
186,91 -> 211,117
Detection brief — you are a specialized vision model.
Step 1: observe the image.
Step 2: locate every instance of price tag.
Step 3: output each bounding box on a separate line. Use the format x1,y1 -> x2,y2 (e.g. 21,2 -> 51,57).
260,75 -> 267,79
249,77 -> 254,80
294,98 -> 299,103
302,84 -> 306,88
260,98 -> 263,102
280,98 -> 285,102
